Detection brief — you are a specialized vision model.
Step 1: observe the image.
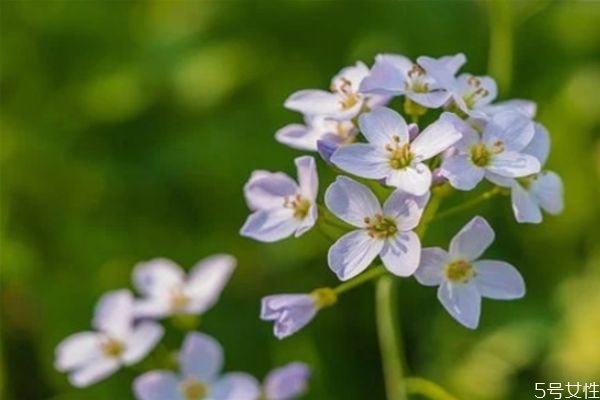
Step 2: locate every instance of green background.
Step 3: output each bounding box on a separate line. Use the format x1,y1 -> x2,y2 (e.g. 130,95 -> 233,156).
1,1 -> 599,399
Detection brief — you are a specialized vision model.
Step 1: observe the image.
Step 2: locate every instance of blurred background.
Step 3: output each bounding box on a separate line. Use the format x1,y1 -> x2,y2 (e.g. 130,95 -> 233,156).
1,1 -> 599,399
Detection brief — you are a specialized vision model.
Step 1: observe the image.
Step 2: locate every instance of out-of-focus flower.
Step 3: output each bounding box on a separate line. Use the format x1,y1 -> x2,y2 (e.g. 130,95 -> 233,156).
331,107 -> 461,196
487,123 -> 564,223
55,290 -> 164,387
418,55 -> 497,116
262,362 -> 310,400
360,53 -> 466,108
325,176 -> 428,281
476,99 -> 537,119
284,62 -> 388,120
132,255 -> 236,319
275,115 -> 357,152
414,216 -> 525,329
133,332 -> 260,400
241,156 -> 318,242
440,111 -> 540,191
261,288 -> 337,340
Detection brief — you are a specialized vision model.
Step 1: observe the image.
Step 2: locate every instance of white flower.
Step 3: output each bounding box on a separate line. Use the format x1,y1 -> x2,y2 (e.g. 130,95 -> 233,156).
133,333 -> 260,400
325,176 -> 428,281
331,107 -> 462,195
418,55 -> 497,116
414,216 -> 525,329
55,290 -> 163,387
487,123 -> 564,223
275,115 -> 357,151
132,255 -> 236,319
440,111 -> 541,190
360,53 -> 466,108
241,156 -> 318,242
284,62 -> 388,120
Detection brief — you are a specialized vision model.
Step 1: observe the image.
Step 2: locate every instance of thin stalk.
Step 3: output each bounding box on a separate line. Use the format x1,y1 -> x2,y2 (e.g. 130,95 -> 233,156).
376,276 -> 407,400
334,265 -> 386,295
406,377 -> 458,400
488,0 -> 513,92
433,186 -> 502,221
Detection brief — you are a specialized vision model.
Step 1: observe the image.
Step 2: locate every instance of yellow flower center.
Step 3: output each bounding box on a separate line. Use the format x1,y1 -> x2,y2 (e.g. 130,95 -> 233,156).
170,288 -> 190,311
462,75 -> 490,109
406,64 -> 429,93
310,287 -> 338,309
101,337 -> 124,358
517,175 -> 535,189
365,214 -> 398,239
445,259 -> 476,283
385,136 -> 413,170
284,194 -> 311,220
181,378 -> 208,400
470,140 -> 503,167
332,77 -> 361,110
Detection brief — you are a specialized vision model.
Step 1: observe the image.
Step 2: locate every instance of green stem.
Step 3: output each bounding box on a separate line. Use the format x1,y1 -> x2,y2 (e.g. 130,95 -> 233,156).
488,0 -> 513,92
416,184 -> 451,237
376,276 -> 407,400
433,186 -> 502,222
406,377 -> 458,400
334,265 -> 386,295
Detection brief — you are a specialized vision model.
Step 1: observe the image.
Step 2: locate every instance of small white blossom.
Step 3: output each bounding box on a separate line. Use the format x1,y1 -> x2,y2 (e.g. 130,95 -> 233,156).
275,115 -> 357,151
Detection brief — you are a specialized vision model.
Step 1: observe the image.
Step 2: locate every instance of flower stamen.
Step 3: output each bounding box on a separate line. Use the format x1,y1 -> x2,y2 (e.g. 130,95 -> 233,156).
284,194 -> 311,220
180,378 -> 208,400
445,259 -> 476,283
366,214 -> 398,239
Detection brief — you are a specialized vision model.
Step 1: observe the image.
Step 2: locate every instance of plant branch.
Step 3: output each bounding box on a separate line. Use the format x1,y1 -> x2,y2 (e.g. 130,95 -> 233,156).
432,186 -> 502,222
406,377 -> 458,400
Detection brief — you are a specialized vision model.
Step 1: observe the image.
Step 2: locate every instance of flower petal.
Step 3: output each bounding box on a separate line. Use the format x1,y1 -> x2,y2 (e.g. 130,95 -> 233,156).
92,289 -> 134,339
275,123 -> 318,151
210,373 -> 261,400
331,143 -> 389,180
122,322 -> 164,365
380,231 -> 421,277
449,216 -> 495,261
487,151 -> 540,178
132,298 -> 171,319
133,371 -> 180,400
477,99 -> 537,119
264,362 -> 310,400
483,111 -> 535,151
414,248 -> 450,286
473,260 -> 525,300
324,176 -> 382,227
407,91 -> 451,109
132,259 -> 184,297
328,230 -> 383,281
244,171 -> 297,211
179,332 -> 223,382
440,155 -> 484,191
385,164 -> 432,196
411,116 -> 462,160
437,281 -> 481,329
295,203 -> 318,237
284,89 -> 341,116
358,107 -> 409,145
359,54 -> 411,94
295,156 -> 318,201
511,182 -> 542,224
438,53 -> 466,75
439,112 -> 480,152
185,254 -> 236,314
68,358 -> 120,388
530,171 -> 564,215
522,123 -> 550,165
260,294 -> 317,339
260,294 -> 314,320
382,190 -> 429,231
240,208 -> 299,243
55,332 -> 102,372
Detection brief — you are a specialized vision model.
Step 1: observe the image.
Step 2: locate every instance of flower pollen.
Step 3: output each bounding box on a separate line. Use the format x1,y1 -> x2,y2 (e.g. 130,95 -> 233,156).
181,378 -> 208,400
284,194 -> 311,220
101,337 -> 125,359
386,136 -> 414,169
170,288 -> 191,311
445,259 -> 476,283
365,214 -> 398,239
463,75 -> 490,109
332,77 -> 360,110
406,64 -> 429,93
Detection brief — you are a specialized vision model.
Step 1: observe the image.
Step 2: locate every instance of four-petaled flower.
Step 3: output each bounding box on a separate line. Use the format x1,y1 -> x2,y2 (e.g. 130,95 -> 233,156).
325,176 -> 428,281
55,290 -> 164,387
132,255 -> 236,319
261,288 -> 337,339
331,107 -> 462,195
262,362 -> 310,400
414,216 -> 525,328
133,333 -> 260,400
360,53 -> 466,109
487,123 -> 564,223
241,156 -> 318,242
440,111 -> 541,190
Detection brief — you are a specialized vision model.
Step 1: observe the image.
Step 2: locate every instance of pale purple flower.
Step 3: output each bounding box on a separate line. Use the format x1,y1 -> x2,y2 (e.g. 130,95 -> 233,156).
418,55 -> 497,116
477,99 -> 537,120
284,62 -> 388,120
132,255 -> 235,319
263,362 -> 310,400
261,288 -> 336,340
440,111 -> 541,191
414,216 -> 525,329
275,115 -> 357,151
360,53 -> 466,108
55,290 -> 164,387
241,156 -> 318,242
325,176 -> 429,281
487,123 -> 564,223
133,333 -> 260,400
331,107 -> 462,196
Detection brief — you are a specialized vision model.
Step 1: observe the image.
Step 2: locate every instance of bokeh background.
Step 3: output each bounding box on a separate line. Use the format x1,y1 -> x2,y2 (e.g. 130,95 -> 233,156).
1,1 -> 599,399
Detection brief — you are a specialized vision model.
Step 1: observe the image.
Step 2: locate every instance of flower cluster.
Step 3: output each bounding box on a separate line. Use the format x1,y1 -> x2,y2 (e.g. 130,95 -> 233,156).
55,255 -> 310,399
242,52 -> 564,335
